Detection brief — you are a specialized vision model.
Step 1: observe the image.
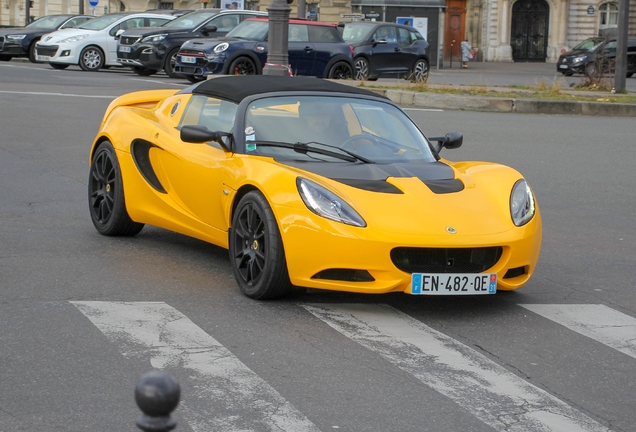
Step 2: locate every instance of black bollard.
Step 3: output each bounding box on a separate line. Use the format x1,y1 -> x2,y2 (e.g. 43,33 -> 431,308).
135,371 -> 181,432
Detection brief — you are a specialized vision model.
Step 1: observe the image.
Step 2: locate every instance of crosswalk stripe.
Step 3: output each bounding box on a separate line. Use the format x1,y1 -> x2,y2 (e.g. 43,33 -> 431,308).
302,303 -> 609,432
71,301 -> 320,432
519,304 -> 636,359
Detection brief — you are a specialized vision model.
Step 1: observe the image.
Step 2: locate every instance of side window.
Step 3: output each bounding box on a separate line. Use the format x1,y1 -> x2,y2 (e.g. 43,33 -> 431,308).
148,17 -> 171,27
211,14 -> 240,32
374,26 -> 397,43
61,17 -> 90,29
289,24 -> 309,42
308,25 -> 341,43
110,18 -> 142,36
605,41 -> 617,53
397,28 -> 411,47
180,95 -> 237,140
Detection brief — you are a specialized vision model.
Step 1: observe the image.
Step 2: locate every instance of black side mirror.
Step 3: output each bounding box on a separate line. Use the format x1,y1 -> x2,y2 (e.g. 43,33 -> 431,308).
180,125 -> 231,151
202,24 -> 218,35
428,132 -> 463,153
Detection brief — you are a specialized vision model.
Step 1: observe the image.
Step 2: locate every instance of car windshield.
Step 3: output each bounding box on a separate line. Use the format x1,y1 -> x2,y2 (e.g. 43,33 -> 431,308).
26,15 -> 71,29
572,37 -> 605,51
226,20 -> 268,39
78,14 -> 127,30
163,10 -> 219,29
243,96 -> 436,164
341,23 -> 375,43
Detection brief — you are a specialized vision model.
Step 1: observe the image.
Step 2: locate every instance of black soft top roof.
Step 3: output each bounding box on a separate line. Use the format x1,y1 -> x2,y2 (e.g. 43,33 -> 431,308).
191,75 -> 386,103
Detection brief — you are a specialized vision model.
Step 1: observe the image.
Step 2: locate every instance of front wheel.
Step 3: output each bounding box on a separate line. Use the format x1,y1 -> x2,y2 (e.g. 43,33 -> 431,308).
410,58 -> 429,83
354,57 -> 369,80
79,46 -> 104,71
28,42 -> 38,63
88,141 -> 144,236
228,57 -> 257,75
229,191 -> 292,299
164,47 -> 182,78
328,61 -> 353,79
584,62 -> 598,77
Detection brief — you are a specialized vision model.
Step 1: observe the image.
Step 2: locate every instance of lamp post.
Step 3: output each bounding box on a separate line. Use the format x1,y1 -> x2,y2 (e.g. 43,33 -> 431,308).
263,0 -> 292,76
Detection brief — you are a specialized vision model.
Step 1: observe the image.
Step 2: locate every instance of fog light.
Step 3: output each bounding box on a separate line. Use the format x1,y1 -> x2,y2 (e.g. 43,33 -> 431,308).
61,50 -> 71,57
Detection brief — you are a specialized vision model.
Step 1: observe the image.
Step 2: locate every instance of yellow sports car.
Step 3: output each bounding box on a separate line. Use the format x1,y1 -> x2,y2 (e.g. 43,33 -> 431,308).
88,75 -> 541,299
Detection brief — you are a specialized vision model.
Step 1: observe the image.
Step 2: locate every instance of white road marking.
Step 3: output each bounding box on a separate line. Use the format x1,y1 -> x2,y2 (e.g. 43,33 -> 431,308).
71,301 -> 320,432
520,304 -> 636,359
0,90 -> 115,98
403,107 -> 444,112
302,303 -> 609,432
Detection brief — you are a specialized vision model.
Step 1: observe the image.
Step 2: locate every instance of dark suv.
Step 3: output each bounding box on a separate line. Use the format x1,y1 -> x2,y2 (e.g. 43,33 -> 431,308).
117,8 -> 266,77
557,36 -> 636,77
175,18 -> 354,83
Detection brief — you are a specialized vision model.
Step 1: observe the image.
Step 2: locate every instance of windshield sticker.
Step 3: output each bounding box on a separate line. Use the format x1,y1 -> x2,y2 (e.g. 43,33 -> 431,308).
246,143 -> 257,152
245,126 -> 256,149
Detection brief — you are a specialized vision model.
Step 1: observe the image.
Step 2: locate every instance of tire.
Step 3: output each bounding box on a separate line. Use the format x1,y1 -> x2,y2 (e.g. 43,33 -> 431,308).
186,75 -> 206,83
228,57 -> 257,75
79,46 -> 104,71
354,57 -> 369,80
133,66 -> 157,76
627,72 -> 633,78
561,71 -> 574,77
584,62 -> 597,77
328,61 -> 353,79
50,63 -> 69,70
229,191 -> 292,299
88,141 -> 144,236
28,42 -> 37,63
410,58 -> 429,83
163,47 -> 182,78
0,54 -> 12,61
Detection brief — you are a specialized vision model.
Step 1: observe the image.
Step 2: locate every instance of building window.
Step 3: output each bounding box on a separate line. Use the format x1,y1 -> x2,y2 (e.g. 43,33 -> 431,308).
599,2 -> 618,29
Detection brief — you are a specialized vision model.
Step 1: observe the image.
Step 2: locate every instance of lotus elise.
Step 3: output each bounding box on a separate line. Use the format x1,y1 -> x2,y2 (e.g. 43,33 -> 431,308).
88,75 -> 541,299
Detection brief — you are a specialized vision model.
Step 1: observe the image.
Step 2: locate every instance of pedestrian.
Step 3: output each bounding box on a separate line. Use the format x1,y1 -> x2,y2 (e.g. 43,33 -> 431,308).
461,39 -> 473,69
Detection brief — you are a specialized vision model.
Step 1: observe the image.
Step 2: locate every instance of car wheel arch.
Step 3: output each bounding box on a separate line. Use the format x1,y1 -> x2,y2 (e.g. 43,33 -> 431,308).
79,44 -> 106,69
323,55 -> 353,78
222,51 -> 262,75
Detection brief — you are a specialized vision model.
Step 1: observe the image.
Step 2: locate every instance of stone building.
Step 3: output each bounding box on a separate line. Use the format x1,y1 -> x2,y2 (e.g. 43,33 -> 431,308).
2,0 -> 635,63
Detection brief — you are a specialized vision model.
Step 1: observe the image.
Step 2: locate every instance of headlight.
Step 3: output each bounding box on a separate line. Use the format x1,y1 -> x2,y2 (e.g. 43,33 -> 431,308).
58,34 -> 89,43
7,34 -> 27,40
573,56 -> 586,64
510,179 -> 535,226
297,178 -> 366,227
213,42 -> 229,53
141,34 -> 167,43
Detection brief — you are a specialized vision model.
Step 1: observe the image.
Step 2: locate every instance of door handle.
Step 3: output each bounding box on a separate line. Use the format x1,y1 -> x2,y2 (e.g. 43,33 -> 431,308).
304,47 -> 314,52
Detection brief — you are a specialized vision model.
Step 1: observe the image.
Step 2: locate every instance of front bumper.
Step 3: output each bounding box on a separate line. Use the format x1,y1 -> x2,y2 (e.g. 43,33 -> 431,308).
0,40 -> 28,57
117,43 -> 164,70
34,43 -> 79,64
174,51 -> 227,76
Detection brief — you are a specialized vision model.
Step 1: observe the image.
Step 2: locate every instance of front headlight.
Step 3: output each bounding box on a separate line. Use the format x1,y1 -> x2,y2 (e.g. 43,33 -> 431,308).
510,179 -> 536,226
214,42 -> 229,53
7,34 -> 27,40
141,33 -> 168,43
573,56 -> 586,64
297,178 -> 366,227
58,34 -> 89,44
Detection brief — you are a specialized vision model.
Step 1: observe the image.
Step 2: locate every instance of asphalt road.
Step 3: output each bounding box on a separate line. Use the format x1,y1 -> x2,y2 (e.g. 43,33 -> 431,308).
1,61 -> 635,432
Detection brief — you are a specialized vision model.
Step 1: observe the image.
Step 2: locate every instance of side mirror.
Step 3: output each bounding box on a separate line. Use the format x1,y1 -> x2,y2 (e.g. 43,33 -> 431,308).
180,125 -> 231,151
202,24 -> 218,35
115,29 -> 125,39
428,132 -> 463,153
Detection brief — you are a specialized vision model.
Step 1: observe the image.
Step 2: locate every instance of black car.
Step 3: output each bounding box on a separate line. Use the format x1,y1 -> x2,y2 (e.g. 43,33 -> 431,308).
557,36 -> 636,77
0,14 -> 93,62
174,18 -> 354,83
117,8 -> 266,77
340,21 -> 430,82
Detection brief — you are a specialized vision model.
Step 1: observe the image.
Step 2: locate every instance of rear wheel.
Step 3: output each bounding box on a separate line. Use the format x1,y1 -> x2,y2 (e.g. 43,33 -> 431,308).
79,46 -> 104,71
28,42 -> 37,63
354,57 -> 369,80
88,141 -> 144,236
163,47 -> 181,78
328,61 -> 353,79
229,191 -> 292,299
132,66 -> 157,76
410,58 -> 429,83
0,54 -> 12,61
228,57 -> 257,75
50,63 -> 69,69
627,72 -> 634,78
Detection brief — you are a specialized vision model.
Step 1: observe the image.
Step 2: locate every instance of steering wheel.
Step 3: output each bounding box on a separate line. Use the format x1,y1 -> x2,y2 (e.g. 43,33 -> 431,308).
342,133 -> 380,151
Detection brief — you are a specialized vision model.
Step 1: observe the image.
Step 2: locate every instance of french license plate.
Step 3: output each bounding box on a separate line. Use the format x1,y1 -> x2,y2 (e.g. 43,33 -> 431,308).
181,56 -> 197,64
558,64 -> 568,69
411,273 -> 497,295
118,46 -> 131,53
38,55 -> 51,61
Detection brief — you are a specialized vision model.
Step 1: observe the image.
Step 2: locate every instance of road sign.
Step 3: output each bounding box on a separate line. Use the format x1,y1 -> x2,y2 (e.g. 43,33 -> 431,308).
340,13 -> 364,19
89,0 -> 99,7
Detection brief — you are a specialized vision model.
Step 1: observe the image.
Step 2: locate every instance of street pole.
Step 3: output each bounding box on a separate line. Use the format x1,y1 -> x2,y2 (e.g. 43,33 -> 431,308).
25,0 -> 30,24
79,0 -> 84,15
263,0 -> 292,76
613,0 -> 630,92
297,0 -> 306,19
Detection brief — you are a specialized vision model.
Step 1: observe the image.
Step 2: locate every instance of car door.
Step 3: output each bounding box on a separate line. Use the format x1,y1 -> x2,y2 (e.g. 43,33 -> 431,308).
308,24 -> 346,77
287,24 -> 316,76
368,25 -> 401,75
107,17 -> 146,63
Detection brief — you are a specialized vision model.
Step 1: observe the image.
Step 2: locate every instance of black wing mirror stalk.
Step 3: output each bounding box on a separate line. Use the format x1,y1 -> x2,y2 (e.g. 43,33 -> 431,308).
428,132 -> 463,153
180,125 -> 231,151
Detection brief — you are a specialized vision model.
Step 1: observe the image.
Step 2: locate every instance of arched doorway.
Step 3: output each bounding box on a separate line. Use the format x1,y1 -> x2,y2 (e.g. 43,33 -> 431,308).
511,0 -> 549,61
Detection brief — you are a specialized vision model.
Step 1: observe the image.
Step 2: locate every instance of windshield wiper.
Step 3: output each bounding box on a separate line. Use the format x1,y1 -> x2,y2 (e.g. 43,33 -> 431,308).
250,141 -> 375,164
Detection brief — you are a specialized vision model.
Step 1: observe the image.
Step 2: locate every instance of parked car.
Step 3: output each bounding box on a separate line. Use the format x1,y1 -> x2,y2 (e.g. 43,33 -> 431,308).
0,14 -> 93,62
557,36 -> 636,77
175,18 -> 354,83
87,75 -> 541,299
340,21 -> 430,82
144,9 -> 194,17
34,12 -> 175,71
117,8 -> 266,77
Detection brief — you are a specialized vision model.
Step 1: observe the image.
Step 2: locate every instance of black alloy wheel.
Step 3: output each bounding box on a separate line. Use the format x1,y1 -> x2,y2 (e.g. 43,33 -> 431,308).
229,191 -> 292,299
328,61 -> 353,79
354,57 -> 369,80
164,47 -> 182,78
410,59 -> 429,83
88,141 -> 144,236
228,57 -> 257,75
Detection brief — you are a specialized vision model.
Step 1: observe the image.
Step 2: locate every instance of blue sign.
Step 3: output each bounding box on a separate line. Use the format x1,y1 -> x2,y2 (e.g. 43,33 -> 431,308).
89,0 -> 99,7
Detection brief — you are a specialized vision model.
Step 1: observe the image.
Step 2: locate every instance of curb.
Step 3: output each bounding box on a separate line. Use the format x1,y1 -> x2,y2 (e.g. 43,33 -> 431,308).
369,88 -> 636,117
